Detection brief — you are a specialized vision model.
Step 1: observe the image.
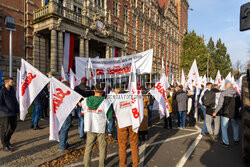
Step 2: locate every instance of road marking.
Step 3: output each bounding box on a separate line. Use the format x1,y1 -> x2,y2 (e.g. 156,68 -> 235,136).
139,141 -> 147,167
147,132 -> 199,147
176,134 -> 203,167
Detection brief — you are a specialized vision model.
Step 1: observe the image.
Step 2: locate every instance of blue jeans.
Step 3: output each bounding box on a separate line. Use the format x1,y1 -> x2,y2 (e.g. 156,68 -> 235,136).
221,116 -> 239,145
108,118 -> 114,133
148,105 -> 152,126
59,114 -> 72,151
32,105 -> 42,126
201,105 -> 208,134
178,111 -> 186,128
76,107 -> 85,138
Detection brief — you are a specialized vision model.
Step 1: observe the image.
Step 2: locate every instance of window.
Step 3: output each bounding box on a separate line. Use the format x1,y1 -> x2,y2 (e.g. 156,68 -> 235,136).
124,9 -> 128,23
74,6 -> 77,12
58,0 -> 63,5
78,8 -> 82,14
113,24 -> 118,31
45,0 -> 49,5
113,2 -> 118,17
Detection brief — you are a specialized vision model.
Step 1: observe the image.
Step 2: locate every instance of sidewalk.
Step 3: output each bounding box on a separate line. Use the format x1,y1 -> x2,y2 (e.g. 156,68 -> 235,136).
0,117 -> 84,167
0,110 -> 160,167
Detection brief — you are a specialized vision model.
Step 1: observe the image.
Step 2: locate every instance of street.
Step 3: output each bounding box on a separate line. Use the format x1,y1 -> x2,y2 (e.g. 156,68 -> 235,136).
66,121 -> 248,167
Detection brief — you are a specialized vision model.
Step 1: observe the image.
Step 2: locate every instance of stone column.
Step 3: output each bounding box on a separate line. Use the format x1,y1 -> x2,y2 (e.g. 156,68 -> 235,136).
85,38 -> 89,58
40,37 -> 46,74
32,33 -> 39,69
58,31 -> 64,69
80,36 -> 85,57
109,47 -> 113,58
50,29 -> 57,74
121,49 -> 125,57
45,38 -> 50,73
105,45 -> 109,58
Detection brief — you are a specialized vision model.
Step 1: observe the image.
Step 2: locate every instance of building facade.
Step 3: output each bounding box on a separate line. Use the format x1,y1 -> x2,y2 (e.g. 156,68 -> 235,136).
0,0 -> 188,82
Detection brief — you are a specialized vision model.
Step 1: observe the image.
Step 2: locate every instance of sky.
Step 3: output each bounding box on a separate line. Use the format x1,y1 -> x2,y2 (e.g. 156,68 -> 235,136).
188,0 -> 250,69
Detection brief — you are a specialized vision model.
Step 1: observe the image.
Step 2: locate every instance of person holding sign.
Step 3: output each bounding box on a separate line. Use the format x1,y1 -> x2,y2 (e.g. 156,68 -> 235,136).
81,83 -> 113,167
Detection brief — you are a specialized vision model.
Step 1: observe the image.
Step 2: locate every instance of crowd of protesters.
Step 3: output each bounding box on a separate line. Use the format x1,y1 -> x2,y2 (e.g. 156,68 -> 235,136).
0,76 -> 242,167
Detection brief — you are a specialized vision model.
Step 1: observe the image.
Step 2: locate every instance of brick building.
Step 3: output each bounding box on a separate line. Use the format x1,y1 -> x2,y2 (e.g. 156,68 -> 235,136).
0,0 -> 189,82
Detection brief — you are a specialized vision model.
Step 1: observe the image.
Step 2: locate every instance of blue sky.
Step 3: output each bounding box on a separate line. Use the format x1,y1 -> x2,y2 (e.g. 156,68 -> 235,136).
188,0 -> 250,67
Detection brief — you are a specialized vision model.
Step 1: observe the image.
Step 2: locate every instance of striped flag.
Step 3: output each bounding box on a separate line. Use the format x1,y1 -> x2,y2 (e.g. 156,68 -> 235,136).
63,33 -> 75,73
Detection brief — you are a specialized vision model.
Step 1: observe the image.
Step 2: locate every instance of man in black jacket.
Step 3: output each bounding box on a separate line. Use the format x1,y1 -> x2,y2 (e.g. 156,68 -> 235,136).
175,85 -> 188,128
74,77 -> 93,139
0,77 -> 19,151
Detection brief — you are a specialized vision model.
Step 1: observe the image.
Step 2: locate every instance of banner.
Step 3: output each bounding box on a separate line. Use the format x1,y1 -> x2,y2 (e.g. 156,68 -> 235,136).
63,33 -> 74,73
61,66 -> 67,81
150,75 -> 170,119
19,59 -> 49,120
129,59 -> 144,133
69,69 -> 80,89
75,49 -> 153,79
49,76 -> 82,141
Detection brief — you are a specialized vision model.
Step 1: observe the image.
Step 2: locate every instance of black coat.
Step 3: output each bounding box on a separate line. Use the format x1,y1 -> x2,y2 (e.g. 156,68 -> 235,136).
0,86 -> 19,117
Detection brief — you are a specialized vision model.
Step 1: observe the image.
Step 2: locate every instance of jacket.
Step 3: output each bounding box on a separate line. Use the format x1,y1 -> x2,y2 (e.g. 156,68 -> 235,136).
215,87 -> 240,119
0,86 -> 19,117
33,90 -> 46,106
74,83 -> 93,98
175,90 -> 188,112
202,89 -> 215,116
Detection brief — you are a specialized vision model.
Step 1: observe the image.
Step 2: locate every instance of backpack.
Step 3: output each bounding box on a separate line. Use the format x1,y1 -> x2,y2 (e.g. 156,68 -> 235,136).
202,90 -> 215,107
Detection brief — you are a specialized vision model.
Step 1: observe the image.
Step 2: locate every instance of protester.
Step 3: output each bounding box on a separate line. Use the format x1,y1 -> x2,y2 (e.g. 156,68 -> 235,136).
139,87 -> 150,141
41,85 -> 49,118
147,83 -> 154,126
214,82 -> 241,147
113,83 -> 139,167
187,90 -> 196,127
74,77 -> 92,139
175,85 -> 188,129
164,91 -> 173,129
202,83 -> 219,141
32,88 -> 46,130
199,85 -> 209,135
0,77 -> 19,151
59,81 -> 73,153
81,83 -> 113,167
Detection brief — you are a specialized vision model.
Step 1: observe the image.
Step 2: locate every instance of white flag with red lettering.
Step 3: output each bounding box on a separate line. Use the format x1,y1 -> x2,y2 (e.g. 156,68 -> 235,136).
150,75 -> 170,119
129,59 -> 144,133
61,66 -> 67,81
86,58 -> 96,87
19,59 -> 49,121
69,69 -> 80,89
49,77 -> 82,141
215,70 -> 222,85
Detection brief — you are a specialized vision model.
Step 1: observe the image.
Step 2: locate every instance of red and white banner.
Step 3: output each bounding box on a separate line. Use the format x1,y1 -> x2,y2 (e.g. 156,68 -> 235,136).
19,59 -> 49,120
112,47 -> 118,58
49,77 -> 82,141
129,59 -> 144,133
69,69 -> 80,89
150,75 -> 170,119
61,66 -> 67,81
75,49 -> 153,79
63,33 -> 74,73
86,58 -> 96,87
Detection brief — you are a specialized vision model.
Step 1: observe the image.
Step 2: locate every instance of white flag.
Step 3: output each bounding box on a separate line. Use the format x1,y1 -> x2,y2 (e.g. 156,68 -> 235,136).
129,58 -> 144,133
16,69 -> 20,102
61,66 -> 67,81
215,70 -> 222,85
171,75 -> 174,86
234,76 -> 243,96
19,59 -> 49,121
225,72 -> 232,83
187,59 -> 200,89
69,69 -> 80,89
181,69 -> 185,86
49,76 -> 82,141
150,75 -> 170,119
86,58 -> 96,87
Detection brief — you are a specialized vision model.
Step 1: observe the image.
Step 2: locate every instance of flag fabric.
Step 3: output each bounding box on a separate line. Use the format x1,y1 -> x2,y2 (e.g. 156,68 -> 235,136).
61,66 -> 67,81
209,77 -> 214,84
86,58 -> 96,87
171,75 -> 174,86
215,70 -> 222,85
112,47 -> 118,57
225,72 -> 232,83
19,59 -> 49,120
16,69 -> 20,102
181,69 -> 185,86
129,58 -> 144,133
150,75 -> 170,119
234,76 -> 243,96
63,33 -> 74,73
69,69 -> 80,89
49,76 -> 82,141
187,59 -> 200,89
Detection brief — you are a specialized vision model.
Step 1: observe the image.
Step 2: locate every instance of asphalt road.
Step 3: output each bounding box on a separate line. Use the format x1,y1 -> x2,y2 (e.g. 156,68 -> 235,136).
66,121 -> 249,167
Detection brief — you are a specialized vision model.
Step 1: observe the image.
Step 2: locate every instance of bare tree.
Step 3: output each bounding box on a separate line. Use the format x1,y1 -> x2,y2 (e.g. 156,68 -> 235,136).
233,60 -> 243,71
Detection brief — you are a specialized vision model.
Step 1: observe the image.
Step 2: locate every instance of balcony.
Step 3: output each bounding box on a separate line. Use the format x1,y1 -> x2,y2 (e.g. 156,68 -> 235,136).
32,1 -> 82,25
